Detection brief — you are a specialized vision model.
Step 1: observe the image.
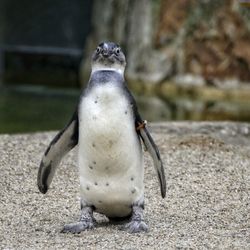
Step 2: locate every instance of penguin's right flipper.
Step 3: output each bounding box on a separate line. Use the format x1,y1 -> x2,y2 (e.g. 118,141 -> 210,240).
37,111 -> 79,194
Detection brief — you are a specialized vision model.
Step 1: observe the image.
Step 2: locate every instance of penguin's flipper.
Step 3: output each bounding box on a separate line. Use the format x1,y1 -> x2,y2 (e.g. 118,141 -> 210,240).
37,111 -> 78,194
137,121 -> 166,198
125,86 -> 166,198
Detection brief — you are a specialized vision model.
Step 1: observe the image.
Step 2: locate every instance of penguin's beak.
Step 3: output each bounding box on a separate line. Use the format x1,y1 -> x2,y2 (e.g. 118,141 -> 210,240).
102,51 -> 109,57
102,43 -> 110,58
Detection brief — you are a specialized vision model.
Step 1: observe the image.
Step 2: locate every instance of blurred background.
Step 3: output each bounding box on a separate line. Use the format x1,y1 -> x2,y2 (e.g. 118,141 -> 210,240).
0,0 -> 250,134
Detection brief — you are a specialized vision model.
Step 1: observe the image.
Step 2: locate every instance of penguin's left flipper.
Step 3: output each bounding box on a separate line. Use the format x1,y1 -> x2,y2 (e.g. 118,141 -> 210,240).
37,111 -> 79,194
137,121 -> 166,198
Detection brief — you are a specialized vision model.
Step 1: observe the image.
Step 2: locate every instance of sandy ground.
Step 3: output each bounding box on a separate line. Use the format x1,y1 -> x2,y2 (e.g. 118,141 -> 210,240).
0,122 -> 249,249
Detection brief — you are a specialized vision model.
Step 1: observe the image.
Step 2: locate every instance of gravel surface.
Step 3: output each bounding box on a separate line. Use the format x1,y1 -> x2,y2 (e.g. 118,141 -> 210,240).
0,122 -> 250,249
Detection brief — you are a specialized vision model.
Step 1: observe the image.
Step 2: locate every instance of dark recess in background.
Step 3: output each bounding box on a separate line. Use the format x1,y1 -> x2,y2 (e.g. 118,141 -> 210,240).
0,0 -> 93,86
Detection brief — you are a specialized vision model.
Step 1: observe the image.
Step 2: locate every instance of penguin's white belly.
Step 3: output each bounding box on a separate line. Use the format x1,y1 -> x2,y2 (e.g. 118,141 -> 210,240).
78,84 -> 144,217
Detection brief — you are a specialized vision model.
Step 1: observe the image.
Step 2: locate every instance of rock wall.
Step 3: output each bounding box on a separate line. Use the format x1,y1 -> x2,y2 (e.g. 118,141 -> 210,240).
156,0 -> 250,81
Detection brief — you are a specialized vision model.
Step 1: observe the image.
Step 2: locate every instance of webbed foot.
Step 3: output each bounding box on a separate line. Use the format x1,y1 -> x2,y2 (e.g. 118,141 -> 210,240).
123,202 -> 148,233
61,206 -> 95,234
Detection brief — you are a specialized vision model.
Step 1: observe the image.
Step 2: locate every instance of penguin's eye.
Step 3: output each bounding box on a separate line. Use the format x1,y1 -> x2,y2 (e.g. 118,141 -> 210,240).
96,47 -> 101,53
115,48 -> 120,54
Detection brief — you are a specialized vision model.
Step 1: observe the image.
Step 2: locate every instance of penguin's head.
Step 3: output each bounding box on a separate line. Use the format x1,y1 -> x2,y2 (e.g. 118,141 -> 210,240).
91,42 -> 126,74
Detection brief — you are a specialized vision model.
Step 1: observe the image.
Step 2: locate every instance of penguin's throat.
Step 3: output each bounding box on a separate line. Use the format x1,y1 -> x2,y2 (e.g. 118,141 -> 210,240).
91,62 -> 125,75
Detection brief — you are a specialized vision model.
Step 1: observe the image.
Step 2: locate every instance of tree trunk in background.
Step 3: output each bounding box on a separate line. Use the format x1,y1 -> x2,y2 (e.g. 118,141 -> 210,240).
125,0 -> 153,76
79,0 -> 172,85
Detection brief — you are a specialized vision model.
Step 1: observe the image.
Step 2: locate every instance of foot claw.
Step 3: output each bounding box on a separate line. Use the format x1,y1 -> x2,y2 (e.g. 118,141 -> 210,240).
124,220 -> 148,233
61,220 -> 95,234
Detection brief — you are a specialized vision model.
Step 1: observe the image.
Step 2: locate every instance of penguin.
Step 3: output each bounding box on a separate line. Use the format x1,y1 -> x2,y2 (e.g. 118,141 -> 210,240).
37,42 -> 166,233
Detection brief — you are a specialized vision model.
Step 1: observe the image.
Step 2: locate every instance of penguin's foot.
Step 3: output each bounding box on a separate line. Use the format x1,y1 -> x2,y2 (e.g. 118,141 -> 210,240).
62,220 -> 95,234
61,206 -> 95,234
124,219 -> 148,233
123,203 -> 148,233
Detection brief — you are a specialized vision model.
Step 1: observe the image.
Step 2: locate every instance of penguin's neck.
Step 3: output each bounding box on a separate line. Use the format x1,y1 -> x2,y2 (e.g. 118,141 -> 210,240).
88,70 -> 125,88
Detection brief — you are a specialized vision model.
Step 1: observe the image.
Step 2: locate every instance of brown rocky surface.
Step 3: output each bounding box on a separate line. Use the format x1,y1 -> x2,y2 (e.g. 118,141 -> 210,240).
156,0 -> 250,82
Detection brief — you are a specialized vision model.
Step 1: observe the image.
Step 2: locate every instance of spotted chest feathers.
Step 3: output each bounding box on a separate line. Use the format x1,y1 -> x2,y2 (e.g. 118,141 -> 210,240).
78,82 -> 144,217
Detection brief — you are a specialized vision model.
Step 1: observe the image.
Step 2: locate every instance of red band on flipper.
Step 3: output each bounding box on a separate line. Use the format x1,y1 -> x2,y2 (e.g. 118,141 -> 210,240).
136,120 -> 147,131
